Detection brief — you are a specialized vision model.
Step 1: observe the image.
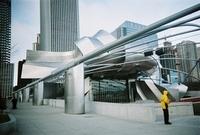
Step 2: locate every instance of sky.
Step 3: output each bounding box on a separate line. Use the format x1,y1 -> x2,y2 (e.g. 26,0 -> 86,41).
11,0 -> 200,85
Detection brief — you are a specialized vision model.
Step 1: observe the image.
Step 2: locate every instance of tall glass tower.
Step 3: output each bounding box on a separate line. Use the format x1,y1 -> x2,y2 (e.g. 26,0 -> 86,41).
112,20 -> 158,52
40,0 -> 79,52
176,41 -> 199,82
0,0 -> 14,98
0,0 -> 11,62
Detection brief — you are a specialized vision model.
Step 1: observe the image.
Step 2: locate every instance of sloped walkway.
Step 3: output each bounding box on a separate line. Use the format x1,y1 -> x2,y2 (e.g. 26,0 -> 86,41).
10,103 -> 200,135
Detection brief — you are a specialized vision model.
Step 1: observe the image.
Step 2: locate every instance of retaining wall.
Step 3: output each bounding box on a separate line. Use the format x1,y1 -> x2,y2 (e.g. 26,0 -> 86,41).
43,99 -> 194,123
0,114 -> 16,135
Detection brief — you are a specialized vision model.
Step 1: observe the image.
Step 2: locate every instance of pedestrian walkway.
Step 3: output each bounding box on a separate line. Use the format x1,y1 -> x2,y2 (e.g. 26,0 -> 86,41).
10,103 -> 200,135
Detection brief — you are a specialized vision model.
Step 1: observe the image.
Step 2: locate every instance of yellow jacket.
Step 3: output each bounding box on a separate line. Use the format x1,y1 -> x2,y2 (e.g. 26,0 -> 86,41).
160,90 -> 170,109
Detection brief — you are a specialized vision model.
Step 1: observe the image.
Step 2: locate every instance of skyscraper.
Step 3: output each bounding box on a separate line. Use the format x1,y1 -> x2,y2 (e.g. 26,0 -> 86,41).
40,0 -> 79,52
112,20 -> 158,52
176,41 -> 199,82
159,41 -> 177,82
0,0 -> 11,63
0,0 -> 14,98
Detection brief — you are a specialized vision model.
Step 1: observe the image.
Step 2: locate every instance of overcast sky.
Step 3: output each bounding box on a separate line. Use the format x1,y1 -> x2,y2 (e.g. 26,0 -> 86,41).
11,0 -> 200,84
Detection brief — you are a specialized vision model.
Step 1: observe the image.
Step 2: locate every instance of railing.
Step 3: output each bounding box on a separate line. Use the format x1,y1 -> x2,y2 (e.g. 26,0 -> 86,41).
91,80 -> 129,103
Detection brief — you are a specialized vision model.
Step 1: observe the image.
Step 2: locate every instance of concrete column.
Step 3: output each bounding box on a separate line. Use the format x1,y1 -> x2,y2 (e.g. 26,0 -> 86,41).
17,91 -> 22,103
22,88 -> 30,102
16,92 -> 20,102
25,88 -> 30,102
33,81 -> 44,106
22,90 -> 26,102
64,64 -> 85,114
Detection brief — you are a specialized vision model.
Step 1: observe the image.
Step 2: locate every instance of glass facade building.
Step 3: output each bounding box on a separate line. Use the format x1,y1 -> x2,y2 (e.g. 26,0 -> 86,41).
159,41 -> 177,83
197,47 -> 200,58
0,63 -> 14,98
91,79 -> 129,103
0,0 -> 14,98
176,41 -> 199,82
40,0 -> 79,52
112,21 -> 158,52
0,0 -> 11,62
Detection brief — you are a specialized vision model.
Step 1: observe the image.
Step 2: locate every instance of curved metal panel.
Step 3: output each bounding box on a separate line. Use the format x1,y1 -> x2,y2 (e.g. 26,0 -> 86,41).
75,37 -> 103,56
93,30 -> 116,45
26,50 -> 74,62
22,64 -> 55,79
124,53 -> 157,73
79,31 -> 157,79
22,50 -> 75,79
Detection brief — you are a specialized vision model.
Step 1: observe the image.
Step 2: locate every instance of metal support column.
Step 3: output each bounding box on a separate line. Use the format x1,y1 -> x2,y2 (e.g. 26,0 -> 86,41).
33,81 -> 44,106
25,88 -> 30,102
22,90 -> 26,102
22,88 -> 30,102
64,64 -> 85,114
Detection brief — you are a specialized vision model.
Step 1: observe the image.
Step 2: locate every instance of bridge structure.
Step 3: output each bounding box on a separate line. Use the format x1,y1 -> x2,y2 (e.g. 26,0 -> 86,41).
13,4 -> 200,116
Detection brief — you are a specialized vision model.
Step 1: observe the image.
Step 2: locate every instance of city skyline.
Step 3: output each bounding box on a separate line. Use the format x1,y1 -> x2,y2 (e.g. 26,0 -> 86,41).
11,0 -> 200,62
11,0 -> 200,85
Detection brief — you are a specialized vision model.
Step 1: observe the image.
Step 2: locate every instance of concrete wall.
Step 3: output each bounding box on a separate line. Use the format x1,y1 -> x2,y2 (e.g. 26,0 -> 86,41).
154,102 -> 194,121
43,98 -> 194,123
43,99 -> 64,108
186,91 -> 200,97
90,102 -> 155,122
89,102 -> 194,123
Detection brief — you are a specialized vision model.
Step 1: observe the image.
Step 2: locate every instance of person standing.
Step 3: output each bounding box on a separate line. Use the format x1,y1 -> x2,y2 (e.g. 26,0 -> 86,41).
11,96 -> 17,109
160,90 -> 171,124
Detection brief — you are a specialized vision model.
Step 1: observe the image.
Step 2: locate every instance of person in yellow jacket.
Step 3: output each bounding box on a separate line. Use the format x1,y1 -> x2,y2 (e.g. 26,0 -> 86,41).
160,90 -> 171,124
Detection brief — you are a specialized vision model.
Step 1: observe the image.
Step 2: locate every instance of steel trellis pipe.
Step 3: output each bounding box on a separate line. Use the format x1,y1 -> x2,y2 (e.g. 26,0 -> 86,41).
86,28 -> 200,65
13,4 -> 200,93
86,15 -> 200,63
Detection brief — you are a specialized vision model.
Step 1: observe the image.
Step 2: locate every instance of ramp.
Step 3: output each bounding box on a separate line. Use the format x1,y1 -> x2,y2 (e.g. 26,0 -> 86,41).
144,80 -> 162,101
136,81 -> 159,101
135,81 -> 147,100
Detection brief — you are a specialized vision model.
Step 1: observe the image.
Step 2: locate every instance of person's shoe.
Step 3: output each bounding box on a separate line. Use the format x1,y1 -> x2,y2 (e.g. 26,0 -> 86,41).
165,122 -> 172,125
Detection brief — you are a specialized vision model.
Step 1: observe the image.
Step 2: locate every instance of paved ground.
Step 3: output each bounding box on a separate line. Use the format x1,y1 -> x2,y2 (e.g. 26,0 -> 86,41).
10,103 -> 200,135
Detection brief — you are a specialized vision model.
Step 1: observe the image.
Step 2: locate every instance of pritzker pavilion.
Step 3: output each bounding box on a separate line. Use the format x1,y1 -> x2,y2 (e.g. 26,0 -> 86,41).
20,21 -> 198,122
3,1 -> 200,135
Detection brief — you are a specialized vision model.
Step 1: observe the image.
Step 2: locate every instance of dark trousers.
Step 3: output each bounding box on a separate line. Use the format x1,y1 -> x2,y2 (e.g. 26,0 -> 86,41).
163,108 -> 169,124
12,99 -> 17,109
